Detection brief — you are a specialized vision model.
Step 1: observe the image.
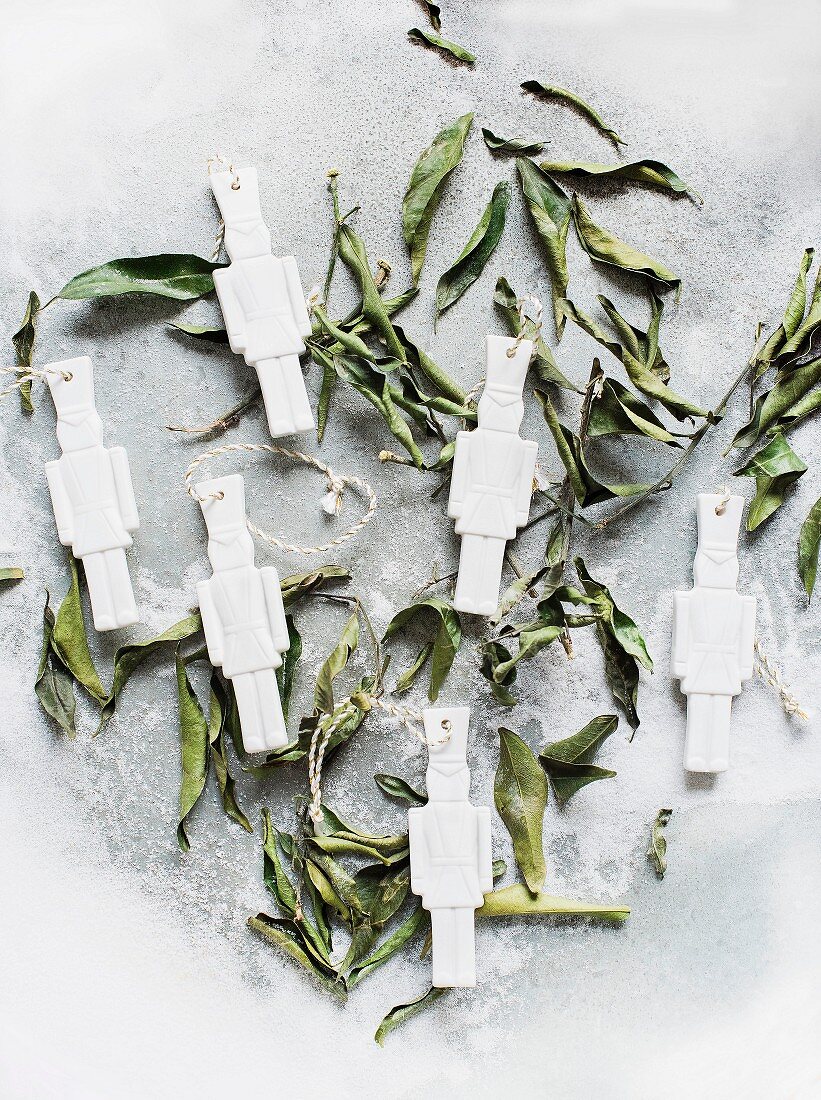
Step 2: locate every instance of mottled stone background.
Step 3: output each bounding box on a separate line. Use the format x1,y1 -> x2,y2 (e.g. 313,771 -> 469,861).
1,1 -> 819,1097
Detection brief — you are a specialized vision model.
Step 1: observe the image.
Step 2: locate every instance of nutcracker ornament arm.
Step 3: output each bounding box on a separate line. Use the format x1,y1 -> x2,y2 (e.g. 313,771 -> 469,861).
260,566 -> 290,654
196,579 -> 225,667
44,460 -> 74,546
110,446 -> 139,532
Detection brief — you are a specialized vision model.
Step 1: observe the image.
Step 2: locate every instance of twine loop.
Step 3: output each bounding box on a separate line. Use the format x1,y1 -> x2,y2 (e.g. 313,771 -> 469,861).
207,151 -> 241,190
715,487 -> 731,516
307,694 -> 451,822
754,638 -> 809,720
184,441 -> 377,554
1,364 -> 73,399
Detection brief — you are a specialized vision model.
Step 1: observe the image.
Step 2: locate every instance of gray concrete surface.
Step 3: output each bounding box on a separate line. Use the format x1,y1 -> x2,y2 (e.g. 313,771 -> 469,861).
1,1 -> 819,1097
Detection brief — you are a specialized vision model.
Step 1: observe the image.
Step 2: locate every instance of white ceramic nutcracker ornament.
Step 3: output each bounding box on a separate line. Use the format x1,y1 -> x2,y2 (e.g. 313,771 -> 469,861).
672,493 -> 756,773
196,473 -> 290,752
449,336 -> 538,616
44,356 -> 139,631
409,707 -> 492,988
209,163 -> 314,439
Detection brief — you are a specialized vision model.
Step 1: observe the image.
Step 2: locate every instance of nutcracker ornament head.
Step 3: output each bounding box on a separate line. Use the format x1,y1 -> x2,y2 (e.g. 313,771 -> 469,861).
48,357 -> 104,452
477,335 -> 533,433
198,474 -> 256,571
210,165 -> 271,260
424,707 -> 471,801
693,493 -> 743,589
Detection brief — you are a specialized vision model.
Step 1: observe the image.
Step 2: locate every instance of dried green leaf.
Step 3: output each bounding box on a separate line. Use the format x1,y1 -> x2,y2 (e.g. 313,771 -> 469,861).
248,914 -> 346,999
208,674 -> 252,833
798,496 -> 821,599
575,557 -> 652,731
559,297 -> 706,420
315,612 -> 360,714
647,808 -> 672,878
481,127 -> 547,156
572,194 -> 680,293
521,80 -> 626,146
52,558 -> 107,704
537,391 -> 651,505
435,181 -> 510,322
34,592 -> 76,736
333,353 -> 425,468
0,567 -> 24,584
403,113 -> 474,284
280,565 -> 349,607
337,223 -> 406,361
495,727 -> 548,894
588,377 -> 683,446
734,432 -> 807,530
539,159 -> 700,202
12,290 -> 40,413
98,611 -> 203,728
417,0 -> 441,31
348,905 -> 426,990
175,647 -> 210,851
276,614 -> 301,721
374,986 -> 447,1045
774,264 -> 821,367
374,773 -> 427,806
477,883 -> 630,921
408,27 -> 475,63
166,320 -> 229,343
384,597 -> 461,702
516,158 -> 572,339
730,357 -> 821,450
479,640 -> 520,706
57,254 -> 223,302
393,323 -> 467,403
539,714 -> 618,806
394,641 -> 435,694
494,276 -> 579,390
753,248 -> 814,376
597,292 -> 670,380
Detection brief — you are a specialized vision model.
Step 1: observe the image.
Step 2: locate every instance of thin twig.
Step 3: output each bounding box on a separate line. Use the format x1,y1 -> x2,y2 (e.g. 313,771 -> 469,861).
596,357 -> 752,531
167,387 -> 262,436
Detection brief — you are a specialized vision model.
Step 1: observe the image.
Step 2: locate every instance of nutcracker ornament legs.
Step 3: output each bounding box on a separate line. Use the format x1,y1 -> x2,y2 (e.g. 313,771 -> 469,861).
449,336 -> 538,616
196,473 -> 290,752
409,707 -> 493,987
209,162 -> 314,439
672,493 -> 756,773
44,356 -> 139,631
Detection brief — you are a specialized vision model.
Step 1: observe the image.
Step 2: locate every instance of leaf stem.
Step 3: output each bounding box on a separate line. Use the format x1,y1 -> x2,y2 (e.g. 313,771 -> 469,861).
166,387 -> 262,436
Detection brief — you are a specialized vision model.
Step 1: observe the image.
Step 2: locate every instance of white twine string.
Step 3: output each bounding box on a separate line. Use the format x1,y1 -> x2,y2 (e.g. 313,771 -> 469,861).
506,294 -> 543,360
465,295 -> 545,404
754,638 -> 809,720
307,696 -> 451,822
1,363 -> 73,399
715,486 -> 731,516
184,441 -> 377,554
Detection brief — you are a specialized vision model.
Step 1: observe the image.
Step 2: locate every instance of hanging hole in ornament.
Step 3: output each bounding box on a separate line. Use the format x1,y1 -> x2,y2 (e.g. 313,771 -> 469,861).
62,371 -> 73,382
441,718 -> 452,732
715,488 -> 730,516
214,490 -> 225,500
